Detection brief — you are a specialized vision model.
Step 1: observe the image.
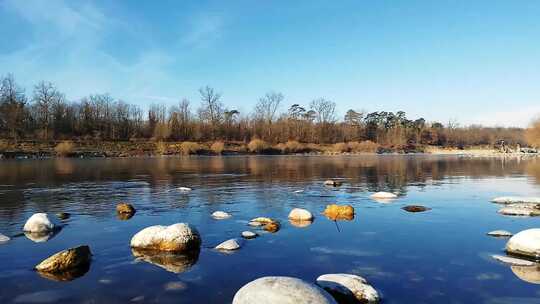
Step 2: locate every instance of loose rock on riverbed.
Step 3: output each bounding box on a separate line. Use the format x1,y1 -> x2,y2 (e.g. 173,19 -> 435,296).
130,223 -> 201,252
35,245 -> 92,279
402,205 -> 431,213
492,197 -> 540,204
233,276 -> 336,304
316,273 -> 379,303
288,208 -> 314,221
487,230 -> 513,237
0,233 -> 10,243
23,213 -> 58,233
211,211 -> 232,219
323,204 -> 354,221
506,228 -> 540,259
215,238 -> 242,251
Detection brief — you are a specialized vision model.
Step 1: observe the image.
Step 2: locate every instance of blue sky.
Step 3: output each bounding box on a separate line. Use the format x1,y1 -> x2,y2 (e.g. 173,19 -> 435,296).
1,0 -> 539,127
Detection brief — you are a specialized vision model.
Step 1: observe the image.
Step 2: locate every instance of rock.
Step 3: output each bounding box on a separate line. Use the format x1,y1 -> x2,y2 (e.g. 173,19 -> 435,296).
0,233 -> 10,243
212,211 -> 232,219
264,221 -> 281,233
23,213 -> 57,233
506,229 -> 540,259
511,265 -> 540,284
487,230 -> 513,237
288,208 -> 314,221
249,217 -> 275,224
35,246 -> 92,274
324,180 -> 343,187
233,276 -> 336,304
117,212 -> 134,220
316,273 -> 379,303
370,192 -> 398,199
492,255 -> 536,266
249,217 -> 280,233
24,231 -> 56,243
178,187 -> 192,192
402,205 -> 431,213
215,238 -> 242,251
294,190 -> 304,193
492,196 -> 540,204
164,281 -> 187,291
132,248 -> 199,273
323,204 -> 355,221
116,203 -> 136,214
241,231 -> 258,239
289,219 -> 313,228
130,223 -> 201,252
56,212 -> 70,220
498,204 -> 540,216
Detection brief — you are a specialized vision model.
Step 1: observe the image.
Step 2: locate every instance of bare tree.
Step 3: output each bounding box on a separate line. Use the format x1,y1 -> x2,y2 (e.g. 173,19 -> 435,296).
32,81 -> 64,139
0,74 -> 27,139
310,98 -> 336,124
254,91 -> 283,124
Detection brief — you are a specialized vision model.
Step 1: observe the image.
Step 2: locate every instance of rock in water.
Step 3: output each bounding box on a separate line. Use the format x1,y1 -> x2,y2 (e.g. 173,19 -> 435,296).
212,211 -> 232,219
506,228 -> 540,259
241,231 -> 258,239
233,276 -> 336,304
23,213 -> 57,233
316,273 -> 380,303
323,204 -> 355,221
132,248 -> 199,274
249,217 -> 281,233
511,265 -> 540,284
498,204 -> 540,216
0,233 -> 10,243
56,212 -> 70,220
35,245 -> 92,273
215,238 -> 242,251
402,205 -> 431,213
130,223 -> 201,252
487,230 -> 513,237
492,197 -> 540,204
324,180 -> 342,187
116,203 -> 136,214
178,187 -> 192,192
491,255 -> 536,266
288,208 -> 314,221
370,192 -> 398,199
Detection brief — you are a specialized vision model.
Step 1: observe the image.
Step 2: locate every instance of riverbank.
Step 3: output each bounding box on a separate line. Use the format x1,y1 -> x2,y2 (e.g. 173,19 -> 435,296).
0,140 -> 537,159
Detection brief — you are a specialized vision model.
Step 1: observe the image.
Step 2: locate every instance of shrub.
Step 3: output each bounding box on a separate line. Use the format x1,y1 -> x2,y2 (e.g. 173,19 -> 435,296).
332,142 -> 349,153
248,138 -> 269,153
180,142 -> 201,155
211,141 -> 225,154
348,140 -> 379,153
0,140 -> 8,151
526,117 -> 540,148
285,140 -> 304,153
54,141 -> 75,156
155,141 -> 167,155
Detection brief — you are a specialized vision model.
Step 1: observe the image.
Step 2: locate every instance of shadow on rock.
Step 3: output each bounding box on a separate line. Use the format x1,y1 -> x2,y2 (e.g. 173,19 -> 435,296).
511,265 -> 540,284
132,248 -> 199,274
37,262 -> 91,282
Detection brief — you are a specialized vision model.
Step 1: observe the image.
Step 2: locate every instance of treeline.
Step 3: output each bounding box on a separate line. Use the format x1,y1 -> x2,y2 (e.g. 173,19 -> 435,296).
0,73 -> 528,147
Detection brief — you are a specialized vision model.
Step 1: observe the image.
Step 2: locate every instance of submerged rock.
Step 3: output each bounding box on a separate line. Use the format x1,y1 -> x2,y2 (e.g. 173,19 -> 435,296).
130,223 -> 201,252
487,230 -> 513,237
498,204 -> 540,216
316,273 -> 379,303
324,180 -> 343,187
23,213 -> 57,233
215,238 -> 242,251
132,248 -> 199,274
492,255 -> 536,266
506,229 -> 540,259
492,197 -> 540,204
402,205 -> 431,213
212,211 -> 232,219
233,276 -> 336,304
35,245 -> 92,275
56,212 -> 70,220
288,208 -> 314,221
370,192 -> 398,199
323,204 -> 355,221
511,265 -> 540,284
0,233 -> 10,243
116,203 -> 136,215
241,231 -> 258,239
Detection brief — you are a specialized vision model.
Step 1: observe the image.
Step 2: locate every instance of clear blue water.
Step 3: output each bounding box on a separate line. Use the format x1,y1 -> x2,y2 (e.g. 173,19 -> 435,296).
0,155 -> 540,303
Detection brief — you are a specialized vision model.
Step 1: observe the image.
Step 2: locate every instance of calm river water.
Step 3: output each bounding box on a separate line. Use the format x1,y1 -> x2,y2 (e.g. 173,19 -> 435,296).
1,155 -> 540,303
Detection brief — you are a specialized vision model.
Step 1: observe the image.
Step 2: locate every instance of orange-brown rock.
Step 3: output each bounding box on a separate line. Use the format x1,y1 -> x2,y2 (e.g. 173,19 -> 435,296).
323,204 -> 355,221
116,203 -> 136,214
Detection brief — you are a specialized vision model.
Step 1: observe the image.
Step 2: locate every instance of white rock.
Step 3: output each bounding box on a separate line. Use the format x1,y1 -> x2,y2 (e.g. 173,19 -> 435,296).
215,238 -> 242,250
241,231 -> 258,239
498,204 -> 540,216
0,233 -> 10,243
492,255 -> 536,266
294,190 -> 304,193
130,223 -> 201,252
212,211 -> 232,219
23,213 -> 57,233
370,192 -> 398,199
511,265 -> 540,284
24,231 -> 54,243
492,196 -> 540,204
178,187 -> 192,192
316,273 -> 379,303
233,276 -> 336,304
487,230 -> 513,237
506,228 -> 540,259
288,208 -> 313,221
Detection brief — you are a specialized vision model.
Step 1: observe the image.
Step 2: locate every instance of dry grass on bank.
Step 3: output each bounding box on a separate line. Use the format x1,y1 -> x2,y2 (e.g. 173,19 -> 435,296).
54,141 -> 75,156
180,142 -> 202,155
211,141 -> 225,154
248,139 -> 269,153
